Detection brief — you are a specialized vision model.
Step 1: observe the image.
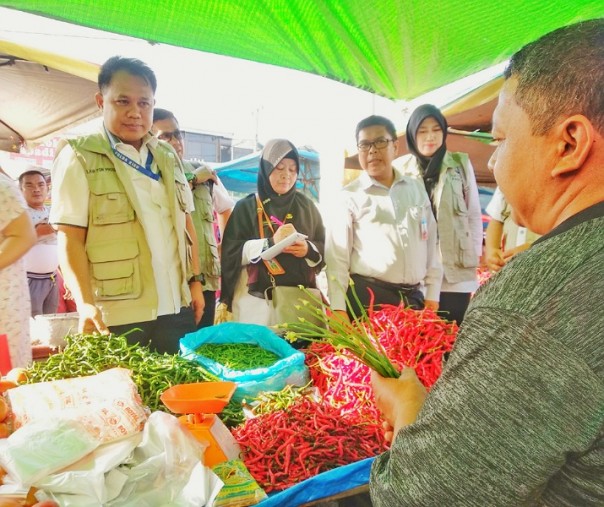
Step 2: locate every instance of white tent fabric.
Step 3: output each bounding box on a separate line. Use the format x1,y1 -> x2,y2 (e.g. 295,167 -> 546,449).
0,39 -> 100,152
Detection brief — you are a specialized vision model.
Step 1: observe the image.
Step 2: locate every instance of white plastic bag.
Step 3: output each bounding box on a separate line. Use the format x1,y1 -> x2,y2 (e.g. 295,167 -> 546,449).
0,418 -> 99,485
34,434 -> 142,506
105,411 -> 222,507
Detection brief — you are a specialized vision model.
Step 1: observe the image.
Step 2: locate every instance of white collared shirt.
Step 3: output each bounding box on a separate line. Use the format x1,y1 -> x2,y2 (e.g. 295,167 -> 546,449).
325,168 -> 442,310
51,129 -> 185,316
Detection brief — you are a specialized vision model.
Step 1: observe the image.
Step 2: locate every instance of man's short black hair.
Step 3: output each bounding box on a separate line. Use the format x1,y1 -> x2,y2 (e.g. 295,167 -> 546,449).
98,56 -> 157,94
18,169 -> 46,186
355,115 -> 397,142
153,108 -> 178,124
505,19 -> 604,136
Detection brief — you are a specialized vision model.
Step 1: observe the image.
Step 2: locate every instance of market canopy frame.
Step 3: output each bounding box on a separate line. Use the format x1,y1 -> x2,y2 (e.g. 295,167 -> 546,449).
1,1 -> 602,100
0,38 -> 100,152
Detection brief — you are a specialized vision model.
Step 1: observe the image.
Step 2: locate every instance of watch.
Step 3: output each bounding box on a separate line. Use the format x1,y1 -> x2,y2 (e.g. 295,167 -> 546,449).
188,274 -> 205,284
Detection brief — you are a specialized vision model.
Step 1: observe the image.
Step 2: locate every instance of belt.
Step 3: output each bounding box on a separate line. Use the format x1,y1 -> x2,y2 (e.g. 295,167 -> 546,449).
351,274 -> 420,292
27,271 -> 56,280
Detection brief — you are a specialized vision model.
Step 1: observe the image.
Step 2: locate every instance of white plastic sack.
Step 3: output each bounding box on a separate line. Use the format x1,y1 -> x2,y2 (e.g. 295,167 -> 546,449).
0,418 -> 100,485
7,367 -> 148,443
105,411 -> 222,507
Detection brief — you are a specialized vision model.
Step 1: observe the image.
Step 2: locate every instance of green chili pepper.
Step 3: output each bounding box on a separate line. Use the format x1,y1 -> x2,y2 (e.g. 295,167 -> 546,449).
195,343 -> 280,371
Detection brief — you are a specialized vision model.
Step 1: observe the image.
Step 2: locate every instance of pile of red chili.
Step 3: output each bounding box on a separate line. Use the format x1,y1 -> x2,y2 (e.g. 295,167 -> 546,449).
366,305 -> 458,388
232,396 -> 385,492
233,305 -> 458,492
477,266 -> 492,286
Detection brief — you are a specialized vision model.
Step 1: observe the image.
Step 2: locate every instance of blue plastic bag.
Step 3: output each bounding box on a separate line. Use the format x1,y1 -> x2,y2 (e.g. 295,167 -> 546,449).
180,322 -> 308,401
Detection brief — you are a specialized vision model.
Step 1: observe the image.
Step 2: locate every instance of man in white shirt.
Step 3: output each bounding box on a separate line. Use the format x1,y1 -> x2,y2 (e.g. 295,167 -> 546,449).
50,56 -> 204,353
325,115 -> 442,319
19,169 -> 59,316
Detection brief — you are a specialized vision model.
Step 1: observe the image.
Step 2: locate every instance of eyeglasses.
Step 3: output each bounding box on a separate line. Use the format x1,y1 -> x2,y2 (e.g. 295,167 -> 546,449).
157,130 -> 183,142
357,138 -> 393,152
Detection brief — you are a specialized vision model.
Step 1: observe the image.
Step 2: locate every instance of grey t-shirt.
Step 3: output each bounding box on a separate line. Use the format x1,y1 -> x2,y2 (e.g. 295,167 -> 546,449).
370,202 -> 604,506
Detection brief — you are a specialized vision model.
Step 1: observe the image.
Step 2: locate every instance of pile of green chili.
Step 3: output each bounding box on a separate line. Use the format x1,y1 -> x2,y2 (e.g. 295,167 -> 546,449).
251,383 -> 311,416
26,333 -> 219,412
195,343 -> 280,371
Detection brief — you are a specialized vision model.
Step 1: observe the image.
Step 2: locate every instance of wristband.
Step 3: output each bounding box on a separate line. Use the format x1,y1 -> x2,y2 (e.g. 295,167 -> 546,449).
188,274 -> 205,284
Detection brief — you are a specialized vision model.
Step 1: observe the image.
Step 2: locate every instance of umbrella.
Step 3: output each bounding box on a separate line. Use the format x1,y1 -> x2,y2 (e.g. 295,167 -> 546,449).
0,39 -> 100,153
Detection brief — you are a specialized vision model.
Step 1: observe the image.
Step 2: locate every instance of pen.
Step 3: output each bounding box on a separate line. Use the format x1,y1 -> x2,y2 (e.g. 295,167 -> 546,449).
270,215 -> 284,226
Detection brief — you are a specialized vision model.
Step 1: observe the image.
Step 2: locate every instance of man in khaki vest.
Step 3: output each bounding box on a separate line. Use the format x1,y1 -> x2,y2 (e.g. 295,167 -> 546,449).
152,108 -> 233,328
50,56 -> 204,354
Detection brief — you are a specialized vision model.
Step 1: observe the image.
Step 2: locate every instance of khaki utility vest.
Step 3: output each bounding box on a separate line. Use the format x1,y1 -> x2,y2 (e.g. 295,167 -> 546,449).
185,162 -> 221,291
432,152 -> 480,283
56,133 -> 192,326
398,152 -> 480,284
500,201 -> 541,250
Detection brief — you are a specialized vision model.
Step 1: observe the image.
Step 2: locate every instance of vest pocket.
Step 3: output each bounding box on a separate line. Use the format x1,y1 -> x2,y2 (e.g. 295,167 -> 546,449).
87,239 -> 142,300
90,179 -> 134,225
455,229 -> 478,268
453,191 -> 468,215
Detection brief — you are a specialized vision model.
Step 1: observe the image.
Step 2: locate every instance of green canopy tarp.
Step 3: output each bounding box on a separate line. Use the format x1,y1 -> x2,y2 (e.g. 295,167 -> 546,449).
1,1 -> 601,99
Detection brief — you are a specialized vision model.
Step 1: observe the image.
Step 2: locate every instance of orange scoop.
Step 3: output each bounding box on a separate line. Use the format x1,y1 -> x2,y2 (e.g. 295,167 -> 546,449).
160,381 -> 237,414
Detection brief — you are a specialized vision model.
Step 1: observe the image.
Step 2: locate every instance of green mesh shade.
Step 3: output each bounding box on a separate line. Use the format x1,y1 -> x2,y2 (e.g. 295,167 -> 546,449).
1,1 -> 602,99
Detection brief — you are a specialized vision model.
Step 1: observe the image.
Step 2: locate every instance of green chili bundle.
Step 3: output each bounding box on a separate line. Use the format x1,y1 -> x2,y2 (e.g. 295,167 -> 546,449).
195,343 -> 280,370
281,284 -> 400,378
26,333 -> 217,412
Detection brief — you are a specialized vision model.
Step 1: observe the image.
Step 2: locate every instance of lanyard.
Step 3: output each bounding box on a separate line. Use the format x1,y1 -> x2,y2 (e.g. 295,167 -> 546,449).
256,195 -> 275,236
111,147 -> 158,181
256,194 -> 295,236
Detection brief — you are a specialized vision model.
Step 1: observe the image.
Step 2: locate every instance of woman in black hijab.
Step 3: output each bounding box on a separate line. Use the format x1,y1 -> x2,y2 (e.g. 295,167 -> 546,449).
401,104 -> 483,325
220,139 -> 325,325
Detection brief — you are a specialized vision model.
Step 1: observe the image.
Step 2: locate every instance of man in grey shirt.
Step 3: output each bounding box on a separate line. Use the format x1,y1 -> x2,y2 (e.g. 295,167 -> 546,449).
370,19 -> 604,506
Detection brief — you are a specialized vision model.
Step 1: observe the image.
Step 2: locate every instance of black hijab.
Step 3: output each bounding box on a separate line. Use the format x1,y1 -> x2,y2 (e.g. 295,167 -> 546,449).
257,138 -> 299,219
406,104 -> 448,203
220,139 -> 325,309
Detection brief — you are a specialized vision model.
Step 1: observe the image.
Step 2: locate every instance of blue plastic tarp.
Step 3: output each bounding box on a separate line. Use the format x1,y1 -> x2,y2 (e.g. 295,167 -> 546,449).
214,148 -> 320,200
257,457 -> 375,507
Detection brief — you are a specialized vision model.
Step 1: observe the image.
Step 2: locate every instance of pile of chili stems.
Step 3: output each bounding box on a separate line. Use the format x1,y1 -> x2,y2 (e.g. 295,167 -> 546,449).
233,305 -> 458,492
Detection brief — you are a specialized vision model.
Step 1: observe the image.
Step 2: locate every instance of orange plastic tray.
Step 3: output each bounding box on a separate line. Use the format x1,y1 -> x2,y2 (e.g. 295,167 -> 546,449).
160,381 -> 237,414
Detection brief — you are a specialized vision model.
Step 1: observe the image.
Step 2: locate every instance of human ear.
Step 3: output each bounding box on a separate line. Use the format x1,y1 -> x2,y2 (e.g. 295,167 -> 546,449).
95,92 -> 104,111
551,115 -> 594,177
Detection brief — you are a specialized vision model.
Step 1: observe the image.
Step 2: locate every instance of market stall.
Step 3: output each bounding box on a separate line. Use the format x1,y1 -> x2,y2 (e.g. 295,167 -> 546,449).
0,303 -> 458,506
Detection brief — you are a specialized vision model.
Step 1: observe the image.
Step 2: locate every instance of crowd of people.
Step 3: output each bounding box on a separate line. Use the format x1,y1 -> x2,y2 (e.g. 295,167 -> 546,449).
0,18 -> 601,506
4,52 -> 485,361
